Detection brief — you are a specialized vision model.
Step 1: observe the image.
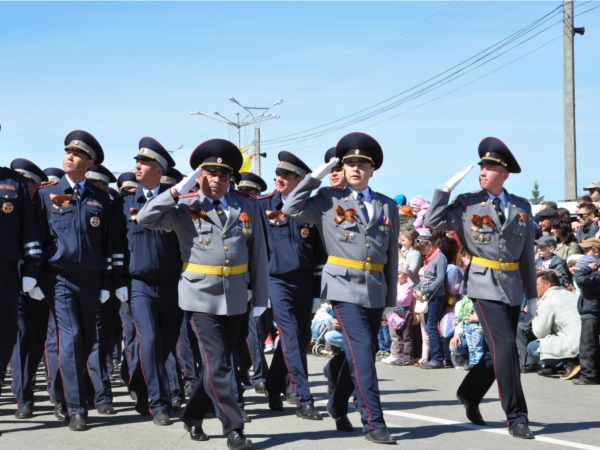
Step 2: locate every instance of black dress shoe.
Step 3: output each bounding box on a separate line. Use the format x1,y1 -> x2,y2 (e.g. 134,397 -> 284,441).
130,390 -> 137,401
133,393 -> 150,416
68,413 -> 87,431
364,427 -> 396,444
295,404 -> 323,420
265,391 -> 284,412
97,403 -> 116,415
537,366 -> 557,376
253,382 -> 265,394
572,377 -> 597,385
456,394 -> 485,426
240,407 -> 252,423
184,385 -> 195,398
15,404 -> 33,419
509,423 -> 535,439
49,395 -> 58,405
54,401 -> 69,421
189,425 -> 209,441
226,429 -> 252,450
152,410 -> 171,426
172,400 -> 183,412
286,392 -> 297,405
520,364 -> 542,374
334,415 -> 354,432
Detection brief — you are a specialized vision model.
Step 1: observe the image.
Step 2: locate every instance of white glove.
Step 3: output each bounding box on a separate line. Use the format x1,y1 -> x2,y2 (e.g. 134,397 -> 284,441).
247,290 -> 253,302
383,307 -> 394,317
524,299 -> 537,323
22,276 -> 37,293
173,167 -> 203,195
311,158 -> 340,180
444,164 -> 474,192
115,286 -> 129,302
311,298 -> 321,313
100,290 -> 110,303
253,306 -> 266,317
29,286 -> 45,301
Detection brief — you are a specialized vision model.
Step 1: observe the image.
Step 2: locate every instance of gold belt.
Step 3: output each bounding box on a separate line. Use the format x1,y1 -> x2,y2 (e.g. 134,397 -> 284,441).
182,262 -> 248,277
327,256 -> 384,274
471,256 -> 519,272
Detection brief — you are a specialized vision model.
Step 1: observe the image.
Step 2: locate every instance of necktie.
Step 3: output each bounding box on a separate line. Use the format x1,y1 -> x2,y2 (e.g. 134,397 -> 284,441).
213,200 -> 227,227
357,192 -> 369,223
147,190 -> 154,199
492,197 -> 505,226
73,183 -> 81,202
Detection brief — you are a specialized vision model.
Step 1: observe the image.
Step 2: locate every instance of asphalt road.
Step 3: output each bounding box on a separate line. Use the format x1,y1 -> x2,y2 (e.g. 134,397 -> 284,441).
1,354 -> 599,450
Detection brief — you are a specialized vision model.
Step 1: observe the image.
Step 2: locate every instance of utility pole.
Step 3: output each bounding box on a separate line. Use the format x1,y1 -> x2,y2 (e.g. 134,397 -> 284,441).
254,127 -> 262,176
563,0 -> 585,201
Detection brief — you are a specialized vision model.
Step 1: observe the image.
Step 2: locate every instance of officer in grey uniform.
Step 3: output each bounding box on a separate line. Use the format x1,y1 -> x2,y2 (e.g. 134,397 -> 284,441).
424,137 -> 537,439
137,139 -> 268,450
282,132 -> 398,444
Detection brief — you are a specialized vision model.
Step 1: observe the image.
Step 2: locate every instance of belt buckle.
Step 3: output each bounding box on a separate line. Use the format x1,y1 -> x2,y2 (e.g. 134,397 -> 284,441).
365,262 -> 372,274
222,266 -> 231,277
499,262 -> 507,272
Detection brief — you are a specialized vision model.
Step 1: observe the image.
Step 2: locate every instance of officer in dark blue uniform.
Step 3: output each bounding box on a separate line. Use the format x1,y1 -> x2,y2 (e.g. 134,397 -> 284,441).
161,167 -> 184,187
260,151 -> 324,420
37,130 -> 111,431
111,137 -> 183,426
43,168 -> 65,185
7,159 -> 47,419
117,172 -> 139,193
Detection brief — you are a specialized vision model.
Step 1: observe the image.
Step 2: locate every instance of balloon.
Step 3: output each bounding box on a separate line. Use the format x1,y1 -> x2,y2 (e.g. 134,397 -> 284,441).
240,153 -> 252,172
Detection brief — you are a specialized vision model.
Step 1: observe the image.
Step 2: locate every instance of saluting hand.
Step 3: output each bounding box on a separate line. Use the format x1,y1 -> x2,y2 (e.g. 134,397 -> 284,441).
311,158 -> 340,180
172,167 -> 203,198
442,164 -> 474,193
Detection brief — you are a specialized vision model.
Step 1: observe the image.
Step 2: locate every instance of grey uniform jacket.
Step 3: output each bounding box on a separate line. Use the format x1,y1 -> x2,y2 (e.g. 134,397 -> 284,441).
424,189 -> 537,306
136,188 -> 269,316
281,176 -> 398,309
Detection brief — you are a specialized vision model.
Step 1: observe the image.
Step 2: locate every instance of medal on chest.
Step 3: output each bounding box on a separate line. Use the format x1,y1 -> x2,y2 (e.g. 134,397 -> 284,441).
300,224 -> 310,238
240,212 -> 252,235
90,216 -> 101,227
2,202 -> 13,213
378,216 -> 392,234
517,212 -> 526,227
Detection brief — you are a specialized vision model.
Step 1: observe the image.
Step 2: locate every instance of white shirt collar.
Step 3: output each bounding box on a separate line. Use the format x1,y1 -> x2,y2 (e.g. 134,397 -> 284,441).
348,186 -> 371,202
281,194 -> 288,204
486,189 -> 508,205
142,185 -> 160,199
65,175 -> 86,192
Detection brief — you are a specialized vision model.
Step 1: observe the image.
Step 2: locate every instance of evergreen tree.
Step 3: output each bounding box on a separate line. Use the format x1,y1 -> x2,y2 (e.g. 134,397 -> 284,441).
529,181 -> 545,205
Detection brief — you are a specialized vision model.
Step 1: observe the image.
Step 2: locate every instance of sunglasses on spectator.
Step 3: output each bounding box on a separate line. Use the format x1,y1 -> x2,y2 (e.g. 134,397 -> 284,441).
577,213 -> 590,218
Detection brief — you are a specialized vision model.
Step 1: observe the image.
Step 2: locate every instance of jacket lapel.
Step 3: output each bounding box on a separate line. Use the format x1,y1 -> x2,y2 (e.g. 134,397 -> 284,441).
224,192 -> 240,233
199,192 -> 223,230
343,187 -> 368,227
502,190 -> 517,231
368,189 -> 383,230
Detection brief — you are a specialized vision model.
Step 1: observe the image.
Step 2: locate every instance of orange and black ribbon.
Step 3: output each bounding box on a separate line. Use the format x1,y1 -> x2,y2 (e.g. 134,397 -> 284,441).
130,207 -> 139,221
266,210 -> 285,223
49,194 -> 72,209
471,214 -> 495,228
189,205 -> 210,222
334,205 -> 357,225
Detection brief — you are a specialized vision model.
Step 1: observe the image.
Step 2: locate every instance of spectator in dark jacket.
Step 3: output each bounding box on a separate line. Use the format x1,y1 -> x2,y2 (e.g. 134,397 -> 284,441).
576,203 -> 599,243
535,235 -> 572,287
573,239 -> 600,385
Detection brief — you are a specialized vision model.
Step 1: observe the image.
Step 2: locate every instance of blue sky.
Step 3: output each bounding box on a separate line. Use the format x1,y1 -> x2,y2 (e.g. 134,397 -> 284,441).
1,1 -> 598,202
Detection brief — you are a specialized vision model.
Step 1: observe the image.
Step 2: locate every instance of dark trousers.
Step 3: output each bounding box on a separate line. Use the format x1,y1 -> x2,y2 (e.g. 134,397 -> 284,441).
176,312 -> 199,389
120,305 -> 147,397
425,295 -> 445,363
266,271 -> 315,408
45,311 -> 61,401
324,351 -> 345,385
247,310 -> 269,386
233,309 -> 251,406
516,321 -> 538,366
129,278 -> 181,415
166,351 -> 185,403
181,312 -> 244,435
457,299 -> 528,428
0,267 -> 20,373
329,301 -> 386,432
10,293 -> 50,407
45,271 -> 101,417
579,318 -> 600,382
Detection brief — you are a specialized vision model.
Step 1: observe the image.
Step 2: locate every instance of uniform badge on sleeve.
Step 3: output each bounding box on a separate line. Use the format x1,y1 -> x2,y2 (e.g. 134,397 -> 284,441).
90,216 -> 101,227
2,202 -> 13,213
240,212 -> 252,235
301,226 -> 310,238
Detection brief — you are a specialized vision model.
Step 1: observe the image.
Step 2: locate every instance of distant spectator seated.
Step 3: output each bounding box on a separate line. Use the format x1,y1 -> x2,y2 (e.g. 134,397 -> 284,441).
572,240 -> 600,385
582,181 -> 600,212
576,202 -> 599,243
550,215 -> 582,261
311,303 -> 333,344
540,201 -> 558,212
535,207 -> 558,234
527,270 -> 581,379
535,235 -> 571,287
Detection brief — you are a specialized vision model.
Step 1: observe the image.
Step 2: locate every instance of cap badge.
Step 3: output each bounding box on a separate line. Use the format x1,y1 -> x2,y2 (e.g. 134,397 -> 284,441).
486,152 -> 490,156
73,140 -> 79,145
217,158 -> 222,163
354,149 -> 360,155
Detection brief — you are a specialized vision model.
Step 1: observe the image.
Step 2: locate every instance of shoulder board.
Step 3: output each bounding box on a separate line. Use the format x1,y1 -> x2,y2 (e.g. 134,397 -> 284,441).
120,190 -> 135,197
317,186 -> 344,196
258,192 -> 275,200
458,190 -> 481,199
39,181 -> 58,189
510,193 -> 530,205
375,191 -> 395,203
180,192 -> 199,199
233,190 -> 252,199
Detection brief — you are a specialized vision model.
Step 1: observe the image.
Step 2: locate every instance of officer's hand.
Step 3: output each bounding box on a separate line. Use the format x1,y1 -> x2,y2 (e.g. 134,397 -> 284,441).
115,286 -> 129,302
99,290 -> 110,304
22,276 -> 37,293
173,168 -> 202,196
524,298 -> 537,323
311,298 -> 321,313
311,158 -> 340,180
29,286 -> 45,301
443,164 -> 474,192
252,306 -> 266,317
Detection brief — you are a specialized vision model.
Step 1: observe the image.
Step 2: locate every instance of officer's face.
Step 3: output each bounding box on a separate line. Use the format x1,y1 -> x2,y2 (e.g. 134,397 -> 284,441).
199,170 -> 229,199
25,180 -> 38,199
329,167 -> 345,188
275,172 -> 302,196
90,180 -> 109,192
135,160 -> 162,186
479,165 -> 509,194
343,162 -> 374,191
239,188 -> 259,199
63,150 -> 93,176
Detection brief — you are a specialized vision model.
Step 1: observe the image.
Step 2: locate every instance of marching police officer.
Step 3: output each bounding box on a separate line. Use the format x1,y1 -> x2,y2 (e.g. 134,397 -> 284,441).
8,159 -> 47,419
43,167 -> 65,185
424,137 -> 537,439
325,147 -> 346,189
111,137 -> 182,425
282,132 -> 399,444
161,167 -> 184,187
37,130 -> 112,431
260,151 -> 324,419
137,139 -> 268,449
117,172 -> 139,193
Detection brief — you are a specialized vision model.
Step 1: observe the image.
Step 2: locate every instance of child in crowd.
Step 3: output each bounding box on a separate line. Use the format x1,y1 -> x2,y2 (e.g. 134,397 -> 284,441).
568,254 -> 583,296
454,296 -> 484,370
399,228 -> 422,286
535,235 -> 572,287
410,196 -> 430,234
414,230 -> 448,369
383,263 -> 414,366
573,239 -> 600,385
414,267 -> 430,367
